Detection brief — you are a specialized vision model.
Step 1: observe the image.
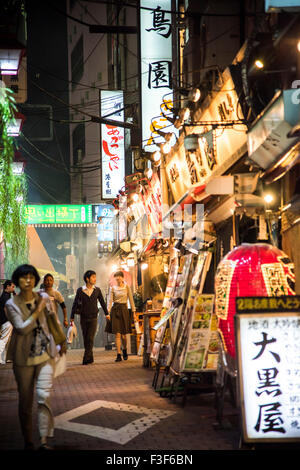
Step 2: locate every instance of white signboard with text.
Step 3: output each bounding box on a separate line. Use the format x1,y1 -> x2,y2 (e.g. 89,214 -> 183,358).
236,311 -> 300,443
101,90 -> 125,199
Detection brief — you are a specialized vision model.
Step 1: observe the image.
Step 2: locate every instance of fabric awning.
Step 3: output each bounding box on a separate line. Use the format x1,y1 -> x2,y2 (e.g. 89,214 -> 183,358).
162,183 -> 208,223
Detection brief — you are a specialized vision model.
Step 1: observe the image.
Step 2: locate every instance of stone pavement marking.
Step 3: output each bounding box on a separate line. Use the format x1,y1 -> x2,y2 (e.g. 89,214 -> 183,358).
54,400 -> 176,445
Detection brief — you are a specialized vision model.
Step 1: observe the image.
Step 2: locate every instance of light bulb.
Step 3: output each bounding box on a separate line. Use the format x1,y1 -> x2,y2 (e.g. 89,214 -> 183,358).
179,107 -> 190,121
264,194 -> 274,204
254,59 -> 264,69
144,168 -> 153,179
152,150 -> 161,162
161,141 -> 171,154
189,88 -> 201,102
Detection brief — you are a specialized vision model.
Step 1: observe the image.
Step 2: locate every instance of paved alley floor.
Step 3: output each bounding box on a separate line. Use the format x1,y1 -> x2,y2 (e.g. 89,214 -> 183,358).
0,348 -> 241,454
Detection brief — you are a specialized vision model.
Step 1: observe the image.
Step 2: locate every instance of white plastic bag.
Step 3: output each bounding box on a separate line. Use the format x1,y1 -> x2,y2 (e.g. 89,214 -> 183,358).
67,323 -> 78,344
54,353 -> 67,378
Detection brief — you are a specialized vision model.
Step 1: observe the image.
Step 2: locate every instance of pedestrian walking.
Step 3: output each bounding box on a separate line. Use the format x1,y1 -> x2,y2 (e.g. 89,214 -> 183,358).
5,264 -> 60,451
106,271 -> 136,362
0,280 -> 15,364
70,270 -> 108,365
40,273 -> 68,328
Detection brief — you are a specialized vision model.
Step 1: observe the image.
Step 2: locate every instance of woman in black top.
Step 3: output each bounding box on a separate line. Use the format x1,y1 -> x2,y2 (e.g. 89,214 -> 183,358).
70,270 -> 108,365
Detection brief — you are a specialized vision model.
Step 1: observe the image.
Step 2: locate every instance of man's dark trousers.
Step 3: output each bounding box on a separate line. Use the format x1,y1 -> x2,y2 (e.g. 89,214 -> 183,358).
80,317 -> 98,364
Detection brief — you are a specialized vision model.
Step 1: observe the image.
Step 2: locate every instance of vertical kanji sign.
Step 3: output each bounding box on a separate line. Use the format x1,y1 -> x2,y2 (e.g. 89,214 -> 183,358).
140,0 -> 176,152
235,297 -> 300,444
100,90 -> 125,199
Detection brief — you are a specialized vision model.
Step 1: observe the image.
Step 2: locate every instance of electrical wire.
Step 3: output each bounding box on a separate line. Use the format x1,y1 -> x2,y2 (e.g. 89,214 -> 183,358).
53,123 -> 71,174
52,0 -> 257,19
21,135 -> 103,174
19,142 -> 70,175
20,2 -> 248,99
27,78 -> 137,129
21,134 -> 71,171
26,173 -> 61,203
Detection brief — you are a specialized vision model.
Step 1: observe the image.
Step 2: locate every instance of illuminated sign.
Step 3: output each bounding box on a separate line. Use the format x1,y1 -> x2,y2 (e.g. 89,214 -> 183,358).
25,205 -> 93,224
140,171 -> 162,234
100,90 -> 125,199
265,0 -> 300,12
94,204 -> 115,242
236,297 -> 300,443
140,0 -> 176,152
166,67 -> 247,202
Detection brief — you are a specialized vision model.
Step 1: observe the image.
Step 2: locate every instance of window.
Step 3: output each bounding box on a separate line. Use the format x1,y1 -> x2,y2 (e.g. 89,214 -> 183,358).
71,35 -> 84,90
72,123 -> 85,166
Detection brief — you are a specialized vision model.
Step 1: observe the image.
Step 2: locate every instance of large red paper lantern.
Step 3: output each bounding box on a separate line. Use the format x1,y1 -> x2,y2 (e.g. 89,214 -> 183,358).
215,243 -> 295,359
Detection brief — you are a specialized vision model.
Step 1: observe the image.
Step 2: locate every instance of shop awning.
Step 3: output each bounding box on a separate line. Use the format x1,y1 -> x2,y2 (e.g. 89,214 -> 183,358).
247,89 -> 300,170
138,184 -> 208,256
262,140 -> 300,184
144,238 -> 157,253
162,183 -> 208,223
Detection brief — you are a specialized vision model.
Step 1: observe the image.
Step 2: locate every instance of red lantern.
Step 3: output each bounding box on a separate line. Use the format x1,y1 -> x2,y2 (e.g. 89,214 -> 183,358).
215,243 -> 295,360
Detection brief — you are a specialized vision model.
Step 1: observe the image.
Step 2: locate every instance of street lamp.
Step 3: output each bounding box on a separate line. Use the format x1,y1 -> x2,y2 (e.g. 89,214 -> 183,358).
7,112 -> 25,137
0,48 -> 25,75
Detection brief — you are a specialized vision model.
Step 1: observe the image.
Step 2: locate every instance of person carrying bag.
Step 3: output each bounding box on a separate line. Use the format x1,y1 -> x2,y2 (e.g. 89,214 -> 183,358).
5,264 -> 60,450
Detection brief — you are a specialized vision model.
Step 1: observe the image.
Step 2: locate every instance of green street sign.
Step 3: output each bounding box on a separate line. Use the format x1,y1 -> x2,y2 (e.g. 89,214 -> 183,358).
25,205 -> 93,224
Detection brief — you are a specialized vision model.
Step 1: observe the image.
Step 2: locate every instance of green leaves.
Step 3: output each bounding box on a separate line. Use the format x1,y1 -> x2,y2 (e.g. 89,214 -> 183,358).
0,83 -> 28,277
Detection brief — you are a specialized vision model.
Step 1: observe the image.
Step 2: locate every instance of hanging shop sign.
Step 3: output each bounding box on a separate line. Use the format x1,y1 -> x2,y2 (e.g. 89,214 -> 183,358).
25,205 -> 93,225
166,67 -> 247,202
93,204 -> 115,242
141,171 -> 162,234
247,89 -> 300,171
118,195 -> 128,243
140,0 -> 177,152
100,90 -> 125,199
235,296 -> 300,443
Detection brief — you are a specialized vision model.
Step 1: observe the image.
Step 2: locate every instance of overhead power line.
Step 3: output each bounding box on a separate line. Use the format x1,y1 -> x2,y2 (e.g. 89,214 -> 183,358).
51,0 -> 257,18
30,80 -> 138,130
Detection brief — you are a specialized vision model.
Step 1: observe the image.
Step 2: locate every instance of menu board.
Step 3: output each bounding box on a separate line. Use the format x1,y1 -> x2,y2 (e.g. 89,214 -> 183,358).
150,255 -> 179,362
171,254 -> 193,339
183,294 -> 218,372
170,252 -> 209,373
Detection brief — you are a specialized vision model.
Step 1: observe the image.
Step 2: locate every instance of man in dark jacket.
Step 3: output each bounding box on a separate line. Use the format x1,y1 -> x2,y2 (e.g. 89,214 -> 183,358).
70,270 -> 108,365
0,280 -> 15,364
